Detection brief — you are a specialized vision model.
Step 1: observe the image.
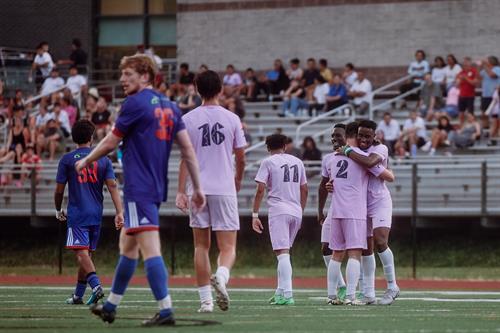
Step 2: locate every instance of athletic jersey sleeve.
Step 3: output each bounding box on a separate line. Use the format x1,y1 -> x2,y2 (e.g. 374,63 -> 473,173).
368,163 -> 387,177
299,161 -> 307,185
104,158 -> 115,180
233,116 -> 247,149
370,144 -> 388,161
56,156 -> 67,184
254,160 -> 269,184
172,104 -> 186,136
113,97 -> 141,138
321,156 -> 330,178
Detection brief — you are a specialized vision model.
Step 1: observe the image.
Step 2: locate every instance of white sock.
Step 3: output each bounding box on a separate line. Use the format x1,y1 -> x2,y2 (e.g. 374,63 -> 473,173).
275,257 -> 283,296
327,259 -> 341,298
338,269 -> 346,288
216,266 -> 230,285
346,258 -> 361,297
277,254 -> 293,298
323,255 -> 331,268
358,261 -> 364,293
378,248 -> 398,290
107,292 -> 123,306
361,255 -> 376,298
198,285 -> 213,304
158,294 -> 172,310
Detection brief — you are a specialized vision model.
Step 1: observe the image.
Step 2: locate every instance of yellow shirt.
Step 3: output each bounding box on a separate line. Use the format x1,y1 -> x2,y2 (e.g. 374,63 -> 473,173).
320,68 -> 333,82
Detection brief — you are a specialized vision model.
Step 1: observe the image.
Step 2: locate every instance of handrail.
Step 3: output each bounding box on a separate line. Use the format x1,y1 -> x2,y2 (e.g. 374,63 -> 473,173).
368,74 -> 415,120
369,85 -> 422,118
23,84 -> 69,105
295,104 -> 354,143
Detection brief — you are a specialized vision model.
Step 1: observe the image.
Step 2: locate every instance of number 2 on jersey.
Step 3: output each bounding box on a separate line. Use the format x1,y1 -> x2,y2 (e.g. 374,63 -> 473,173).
281,164 -> 299,183
78,161 -> 98,184
335,160 -> 348,179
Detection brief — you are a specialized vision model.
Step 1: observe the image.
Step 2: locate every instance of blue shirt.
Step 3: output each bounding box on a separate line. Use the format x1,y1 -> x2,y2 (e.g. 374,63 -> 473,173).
56,147 -> 115,227
480,67 -> 500,97
328,84 -> 348,103
113,88 -> 185,203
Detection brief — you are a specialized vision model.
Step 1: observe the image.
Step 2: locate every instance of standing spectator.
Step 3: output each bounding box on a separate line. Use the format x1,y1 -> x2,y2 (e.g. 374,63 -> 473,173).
319,59 -> 333,83
449,112 -> 481,150
30,42 -> 54,86
223,64 -> 243,97
242,68 -> 257,101
431,56 -> 447,92
479,56 -> 500,129
376,112 -> 400,156
445,79 -> 460,119
281,80 -> 307,117
428,116 -> 454,156
285,137 -> 302,159
444,54 -> 462,90
457,57 -> 479,124
303,58 -> 321,101
395,110 -> 428,157
417,73 -> 444,121
57,38 -> 88,74
325,74 -> 348,111
91,97 -> 111,141
342,63 -> 358,89
66,66 -> 87,98
309,76 -> 330,116
41,68 -> 65,96
178,84 -> 202,114
287,58 -> 303,81
399,50 -> 429,109
348,71 -> 372,115
60,97 -> 78,127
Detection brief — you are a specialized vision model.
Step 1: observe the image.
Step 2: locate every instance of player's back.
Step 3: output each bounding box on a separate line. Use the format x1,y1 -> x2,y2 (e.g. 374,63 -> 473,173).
182,105 -> 246,195
366,144 -> 390,199
56,147 -> 114,226
113,89 -> 184,203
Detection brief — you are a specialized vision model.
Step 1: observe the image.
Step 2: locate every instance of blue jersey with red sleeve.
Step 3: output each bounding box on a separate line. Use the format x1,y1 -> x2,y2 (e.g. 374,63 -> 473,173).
56,147 -> 115,227
112,88 -> 185,203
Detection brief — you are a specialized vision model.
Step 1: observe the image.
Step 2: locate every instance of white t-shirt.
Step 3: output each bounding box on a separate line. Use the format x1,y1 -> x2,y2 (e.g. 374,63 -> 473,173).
408,60 -> 430,82
351,79 -> 372,105
444,64 -> 462,85
377,119 -> 401,141
403,117 -> 427,139
288,68 -> 303,80
344,71 -> 358,88
35,112 -> 55,127
313,83 -> 330,104
66,75 -> 87,95
223,73 -> 242,87
41,77 -> 65,96
55,110 -> 71,135
33,52 -> 54,77
431,67 -> 446,84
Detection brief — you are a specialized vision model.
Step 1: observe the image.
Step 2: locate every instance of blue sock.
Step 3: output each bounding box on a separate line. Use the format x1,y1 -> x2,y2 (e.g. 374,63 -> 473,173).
86,272 -> 101,291
103,255 -> 138,313
74,280 -> 87,298
145,256 -> 170,316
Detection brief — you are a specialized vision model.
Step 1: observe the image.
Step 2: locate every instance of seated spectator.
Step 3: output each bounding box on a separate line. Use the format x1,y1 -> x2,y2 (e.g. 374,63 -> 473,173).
30,42 -> 54,87
52,102 -> 72,138
348,71 -> 372,115
309,76 -> 329,116
178,84 -> 202,114
36,119 -> 63,161
325,73 -> 348,111
41,68 -> 65,96
319,58 -> 333,83
287,58 -> 303,81
265,59 -> 290,97
445,79 -> 460,119
431,56 -> 447,92
399,50 -> 429,109
285,137 -> 302,159
449,112 -> 481,150
223,64 -> 243,97
85,88 -> 99,119
395,110 -> 428,157
281,80 -> 307,117
479,56 -> 500,128
302,136 -> 322,162
417,73 -> 445,121
0,117 -> 28,165
66,65 -> 87,99
61,96 -> 78,126
172,62 -> 195,98
486,86 -> 500,145
303,58 -> 321,101
57,38 -> 88,74
457,57 -> 479,125
376,112 -> 400,156
91,97 -> 111,141
342,63 -> 358,89
34,105 -> 54,132
242,68 -> 257,101
427,116 -> 455,156
444,54 -> 462,90
19,144 -> 42,185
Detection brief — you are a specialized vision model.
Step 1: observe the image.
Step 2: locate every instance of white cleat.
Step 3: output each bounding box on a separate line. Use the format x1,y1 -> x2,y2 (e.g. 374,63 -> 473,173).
197,301 -> 214,313
378,288 -> 400,305
344,294 -> 365,306
210,274 -> 229,311
360,296 -> 377,305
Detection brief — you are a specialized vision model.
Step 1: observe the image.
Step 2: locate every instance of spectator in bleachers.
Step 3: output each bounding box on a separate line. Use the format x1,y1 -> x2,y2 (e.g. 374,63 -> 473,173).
444,79 -> 460,119
223,64 -> 243,97
36,118 -> 63,161
319,58 -> 333,83
60,96 -> 77,127
91,97 -> 111,141
178,84 -> 202,114
348,71 -> 372,115
52,102 -> 71,139
62,88 -> 79,109
342,63 -> 358,89
428,115 -> 454,156
242,68 -> 257,101
376,112 -> 400,156
41,68 -> 65,96
417,73 -> 445,121
457,57 -> 479,124
325,73 -> 348,111
303,58 -> 321,101
172,62 -> 195,98
34,105 -> 54,131
30,42 -> 54,86
266,59 -> 290,97
287,58 -> 303,81
198,64 -> 208,73
431,56 -> 447,92
281,79 -> 307,117
57,38 -> 88,74
19,144 -> 42,185
285,137 -> 302,159
308,76 -> 330,116
486,86 -> 500,145
0,116 -> 28,165
85,88 -> 99,119
66,65 -> 87,99
444,54 -> 462,90
399,50 -> 429,109
448,112 -> 481,150
479,56 -> 500,129
302,136 -> 322,160
395,110 -> 428,157
13,89 -> 24,107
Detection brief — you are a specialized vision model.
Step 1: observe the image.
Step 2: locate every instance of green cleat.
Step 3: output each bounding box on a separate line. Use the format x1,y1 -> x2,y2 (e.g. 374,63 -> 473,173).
337,286 -> 347,302
85,286 -> 104,305
356,291 -> 364,300
274,296 -> 295,306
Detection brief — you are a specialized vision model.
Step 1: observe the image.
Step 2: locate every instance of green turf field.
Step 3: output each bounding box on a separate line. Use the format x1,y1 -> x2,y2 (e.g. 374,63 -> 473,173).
1,286 -> 500,333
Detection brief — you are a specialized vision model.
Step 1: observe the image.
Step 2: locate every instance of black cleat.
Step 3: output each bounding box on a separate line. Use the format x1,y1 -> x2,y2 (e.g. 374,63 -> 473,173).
89,303 -> 116,324
141,312 -> 176,327
66,294 -> 84,304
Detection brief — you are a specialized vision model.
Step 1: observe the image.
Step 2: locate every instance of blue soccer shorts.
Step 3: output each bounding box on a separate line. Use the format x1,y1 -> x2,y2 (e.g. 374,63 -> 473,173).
124,200 -> 160,235
66,225 -> 101,251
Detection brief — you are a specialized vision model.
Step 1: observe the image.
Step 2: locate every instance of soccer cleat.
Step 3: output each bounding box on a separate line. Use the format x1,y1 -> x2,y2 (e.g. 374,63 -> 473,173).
268,295 -> 279,304
211,274 -> 229,311
337,286 -> 347,302
66,294 -> 84,305
197,301 -> 214,313
355,291 -> 364,300
378,288 -> 400,305
89,303 -> 116,324
141,312 -> 176,327
360,296 -> 377,305
344,294 -> 365,306
86,286 -> 105,305
327,296 -> 343,305
274,296 -> 295,306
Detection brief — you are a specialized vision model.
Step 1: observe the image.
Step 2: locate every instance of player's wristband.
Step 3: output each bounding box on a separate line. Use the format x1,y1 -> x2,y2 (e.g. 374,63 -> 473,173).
252,212 -> 259,219
344,146 -> 353,157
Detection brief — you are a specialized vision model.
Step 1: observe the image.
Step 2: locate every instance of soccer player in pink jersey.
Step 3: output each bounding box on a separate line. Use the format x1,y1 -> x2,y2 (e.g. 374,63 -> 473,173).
340,119 -> 399,305
252,134 -> 308,305
176,70 -> 246,313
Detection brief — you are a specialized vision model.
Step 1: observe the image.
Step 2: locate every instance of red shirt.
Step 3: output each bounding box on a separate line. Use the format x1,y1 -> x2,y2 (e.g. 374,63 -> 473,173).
21,154 -> 42,171
457,67 -> 478,98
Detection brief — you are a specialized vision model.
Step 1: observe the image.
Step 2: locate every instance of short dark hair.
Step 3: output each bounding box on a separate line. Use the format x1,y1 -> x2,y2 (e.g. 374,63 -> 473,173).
285,136 -> 293,144
319,59 -> 328,67
290,58 -> 300,65
333,123 -> 346,129
265,134 -> 287,150
307,58 -> 315,63
316,75 -> 326,84
180,62 -> 189,70
72,38 -> 82,48
416,49 -> 426,59
71,119 -> 95,145
358,119 -> 377,131
345,121 -> 359,138
383,112 -> 392,117
194,70 -> 222,100
226,64 -> 234,70
69,65 -> 78,71
345,63 -> 354,70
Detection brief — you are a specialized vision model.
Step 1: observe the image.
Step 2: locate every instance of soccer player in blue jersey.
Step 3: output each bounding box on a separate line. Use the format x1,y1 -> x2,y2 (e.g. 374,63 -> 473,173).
76,55 -> 205,326
54,119 -> 124,306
